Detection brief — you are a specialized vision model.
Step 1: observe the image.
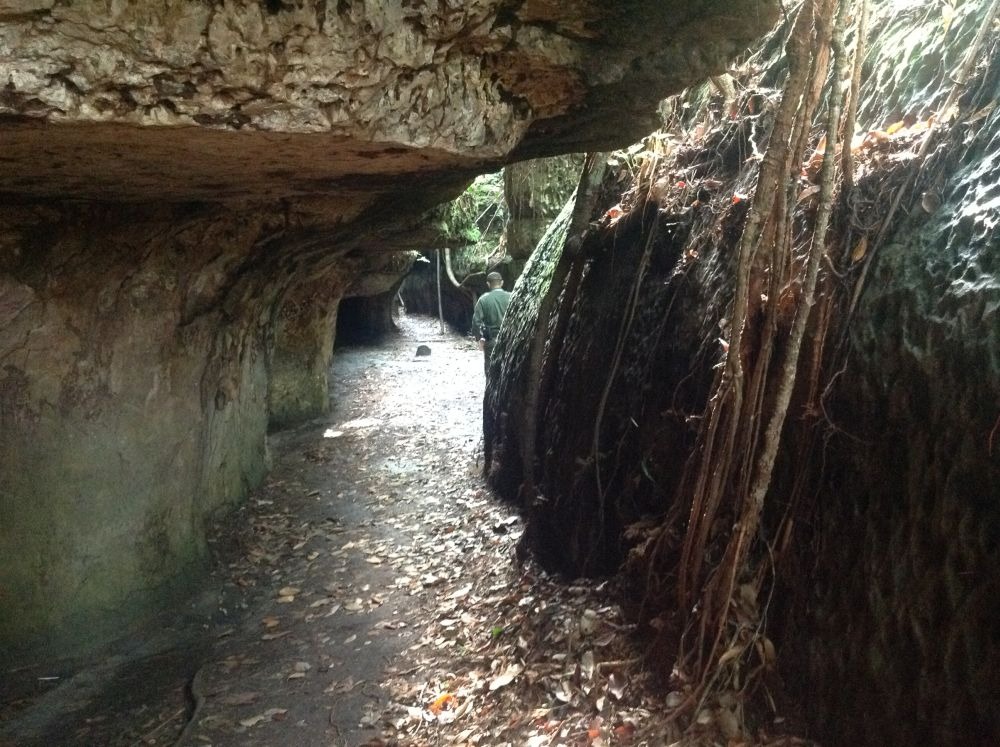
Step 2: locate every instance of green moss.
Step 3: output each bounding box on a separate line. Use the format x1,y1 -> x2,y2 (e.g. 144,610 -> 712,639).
430,171 -> 507,277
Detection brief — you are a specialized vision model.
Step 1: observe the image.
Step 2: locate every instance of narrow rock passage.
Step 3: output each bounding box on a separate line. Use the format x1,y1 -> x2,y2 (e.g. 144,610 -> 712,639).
5,314 -> 670,747
173,313 -> 503,746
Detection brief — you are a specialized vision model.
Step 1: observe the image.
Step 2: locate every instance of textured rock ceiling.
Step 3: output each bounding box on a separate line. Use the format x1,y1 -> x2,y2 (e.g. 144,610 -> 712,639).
0,0 -> 779,202
0,121 -> 480,201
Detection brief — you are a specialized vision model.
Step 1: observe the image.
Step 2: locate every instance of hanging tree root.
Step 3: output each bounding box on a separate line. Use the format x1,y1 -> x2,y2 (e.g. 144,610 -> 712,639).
708,0 -> 850,687
672,0 -> 825,620
638,0 -> 860,726
631,1 -> 1000,733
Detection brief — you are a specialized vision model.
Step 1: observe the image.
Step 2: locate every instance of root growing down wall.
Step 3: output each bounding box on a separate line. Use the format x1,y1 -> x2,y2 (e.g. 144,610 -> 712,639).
485,2 -> 1000,742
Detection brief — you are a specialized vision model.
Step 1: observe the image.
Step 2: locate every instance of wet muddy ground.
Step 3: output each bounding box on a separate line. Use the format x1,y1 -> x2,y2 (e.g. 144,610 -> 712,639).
2,314 -> 683,747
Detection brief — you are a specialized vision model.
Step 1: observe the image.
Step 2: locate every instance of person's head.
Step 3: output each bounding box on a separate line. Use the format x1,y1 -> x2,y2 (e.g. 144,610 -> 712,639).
486,271 -> 503,290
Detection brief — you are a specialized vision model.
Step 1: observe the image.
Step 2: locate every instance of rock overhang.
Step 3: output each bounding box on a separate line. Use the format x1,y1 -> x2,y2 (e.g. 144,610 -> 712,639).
1,0 -> 779,204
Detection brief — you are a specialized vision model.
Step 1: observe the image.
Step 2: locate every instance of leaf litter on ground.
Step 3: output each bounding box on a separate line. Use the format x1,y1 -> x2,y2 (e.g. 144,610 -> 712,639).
24,315 -> 813,747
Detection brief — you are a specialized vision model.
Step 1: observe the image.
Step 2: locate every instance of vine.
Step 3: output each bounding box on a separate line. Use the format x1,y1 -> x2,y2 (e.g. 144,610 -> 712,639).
640,0 -> 860,721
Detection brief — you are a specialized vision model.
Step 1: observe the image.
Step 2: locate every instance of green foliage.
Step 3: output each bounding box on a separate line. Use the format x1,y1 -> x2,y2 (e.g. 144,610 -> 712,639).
434,171 -> 507,277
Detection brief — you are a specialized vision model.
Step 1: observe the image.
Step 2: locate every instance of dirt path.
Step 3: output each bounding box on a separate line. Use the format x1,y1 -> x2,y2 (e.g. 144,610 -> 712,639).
3,314 -> 676,747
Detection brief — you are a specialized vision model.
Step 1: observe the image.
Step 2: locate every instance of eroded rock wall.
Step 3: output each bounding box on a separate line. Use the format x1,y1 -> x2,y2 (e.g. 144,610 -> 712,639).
268,272 -> 354,431
485,185 -> 713,574
0,186 -> 458,660
0,0 -> 778,203
785,75 -> 1000,745
0,203 -> 279,656
334,251 -> 415,345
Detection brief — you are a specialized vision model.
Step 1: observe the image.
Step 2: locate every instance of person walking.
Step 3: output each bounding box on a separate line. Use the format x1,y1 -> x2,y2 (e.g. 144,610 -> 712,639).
472,271 -> 512,375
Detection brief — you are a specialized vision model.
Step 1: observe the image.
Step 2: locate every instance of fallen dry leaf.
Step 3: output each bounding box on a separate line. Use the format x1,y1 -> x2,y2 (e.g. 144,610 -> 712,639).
220,691 -> 260,706
920,191 -> 941,214
488,663 -> 523,691
554,679 -> 573,703
239,707 -> 288,728
608,671 -> 626,700
580,609 -> 599,635
851,235 -> 869,263
428,692 -> 457,714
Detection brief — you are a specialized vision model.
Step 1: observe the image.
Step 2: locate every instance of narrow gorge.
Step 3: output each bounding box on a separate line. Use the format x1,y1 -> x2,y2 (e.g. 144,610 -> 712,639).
2,1 -> 998,745
0,0 -> 776,660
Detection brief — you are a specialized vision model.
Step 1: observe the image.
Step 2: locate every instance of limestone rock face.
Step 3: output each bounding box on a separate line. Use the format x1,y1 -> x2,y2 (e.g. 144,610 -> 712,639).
0,0 -> 778,660
0,203 -> 276,656
0,0 -> 776,202
794,133 -> 1000,744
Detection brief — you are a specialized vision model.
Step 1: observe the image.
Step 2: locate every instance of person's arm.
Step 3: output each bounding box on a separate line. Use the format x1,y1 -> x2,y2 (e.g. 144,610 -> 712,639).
472,299 -> 485,350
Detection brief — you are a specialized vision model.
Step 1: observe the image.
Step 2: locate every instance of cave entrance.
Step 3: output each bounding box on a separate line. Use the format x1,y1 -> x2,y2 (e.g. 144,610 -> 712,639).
335,289 -> 405,346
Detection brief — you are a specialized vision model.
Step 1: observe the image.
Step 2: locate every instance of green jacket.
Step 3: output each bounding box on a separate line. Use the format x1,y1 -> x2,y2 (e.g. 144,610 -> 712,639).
472,288 -> 511,341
